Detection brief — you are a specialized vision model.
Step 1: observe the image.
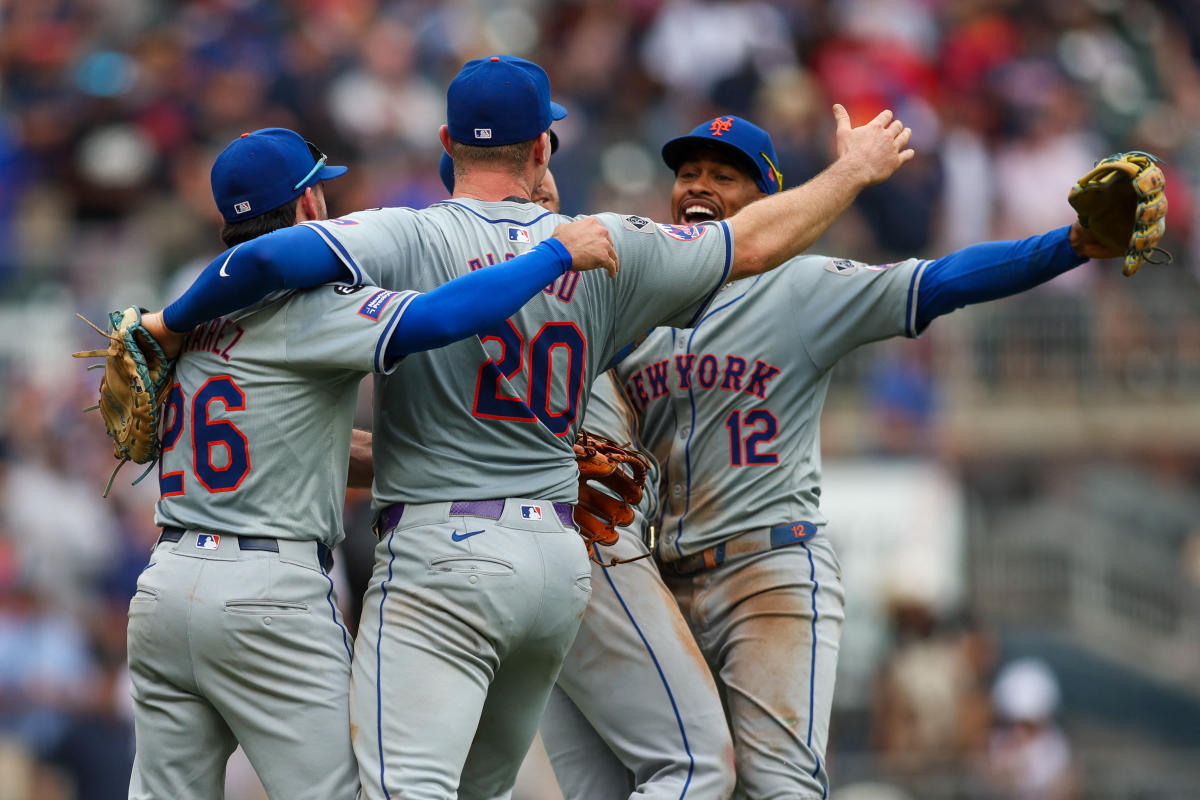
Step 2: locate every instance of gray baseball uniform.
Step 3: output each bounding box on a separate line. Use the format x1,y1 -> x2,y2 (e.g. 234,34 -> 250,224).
540,371 -> 736,800
615,254 -> 925,798
129,283 -> 413,800
301,201 -> 733,799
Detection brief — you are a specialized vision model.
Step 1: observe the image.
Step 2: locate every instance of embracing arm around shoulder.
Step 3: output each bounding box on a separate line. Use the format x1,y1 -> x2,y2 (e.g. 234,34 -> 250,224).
144,218 -> 616,358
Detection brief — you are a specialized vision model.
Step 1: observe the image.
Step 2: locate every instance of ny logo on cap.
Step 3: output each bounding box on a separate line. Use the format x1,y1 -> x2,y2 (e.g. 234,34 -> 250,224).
475,128 -> 493,139
234,201 -> 252,214
709,116 -> 734,136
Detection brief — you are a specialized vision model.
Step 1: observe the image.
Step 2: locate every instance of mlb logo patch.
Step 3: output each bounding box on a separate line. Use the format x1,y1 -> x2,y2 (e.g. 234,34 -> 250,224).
475,128 -> 492,140
196,534 -> 220,550
521,505 -> 542,521
508,228 -> 531,243
233,201 -> 251,215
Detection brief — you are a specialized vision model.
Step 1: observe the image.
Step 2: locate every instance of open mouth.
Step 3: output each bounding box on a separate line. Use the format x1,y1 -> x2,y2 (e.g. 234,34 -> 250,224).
679,201 -> 720,224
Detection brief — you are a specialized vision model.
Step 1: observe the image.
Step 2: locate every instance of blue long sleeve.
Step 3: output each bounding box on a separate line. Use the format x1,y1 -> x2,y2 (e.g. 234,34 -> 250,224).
164,225 -> 346,331
384,238 -> 571,361
162,223 -> 575,363
915,226 -> 1086,333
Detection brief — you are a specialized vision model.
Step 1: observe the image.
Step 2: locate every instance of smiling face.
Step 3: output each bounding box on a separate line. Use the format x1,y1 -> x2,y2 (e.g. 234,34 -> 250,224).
670,150 -> 765,225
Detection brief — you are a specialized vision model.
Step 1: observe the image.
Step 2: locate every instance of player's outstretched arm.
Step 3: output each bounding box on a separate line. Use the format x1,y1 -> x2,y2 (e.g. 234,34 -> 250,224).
727,104 -> 914,281
913,225 -> 1090,333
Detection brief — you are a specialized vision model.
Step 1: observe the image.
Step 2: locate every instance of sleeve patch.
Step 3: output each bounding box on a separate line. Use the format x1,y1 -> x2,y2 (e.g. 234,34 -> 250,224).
824,258 -> 861,276
335,284 -> 365,295
621,214 -> 656,233
656,223 -> 707,241
358,290 -> 400,321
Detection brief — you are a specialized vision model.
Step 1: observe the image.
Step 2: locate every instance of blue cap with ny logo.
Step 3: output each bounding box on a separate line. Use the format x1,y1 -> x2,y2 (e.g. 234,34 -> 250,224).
661,116 -> 784,195
447,55 -> 567,147
211,128 -> 348,222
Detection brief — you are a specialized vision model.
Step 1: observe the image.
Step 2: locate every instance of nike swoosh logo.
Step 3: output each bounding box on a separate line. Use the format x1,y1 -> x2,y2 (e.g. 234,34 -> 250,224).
218,244 -> 244,278
451,529 -> 485,542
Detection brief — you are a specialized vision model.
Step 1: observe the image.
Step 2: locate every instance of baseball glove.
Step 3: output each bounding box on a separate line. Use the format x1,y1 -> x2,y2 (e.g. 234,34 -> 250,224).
1068,151 -> 1170,276
73,307 -> 177,496
573,429 -> 651,565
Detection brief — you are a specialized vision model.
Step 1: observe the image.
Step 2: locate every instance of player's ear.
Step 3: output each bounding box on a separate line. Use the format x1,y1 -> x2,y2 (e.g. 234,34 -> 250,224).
438,125 -> 453,156
532,131 -> 551,168
295,186 -> 321,224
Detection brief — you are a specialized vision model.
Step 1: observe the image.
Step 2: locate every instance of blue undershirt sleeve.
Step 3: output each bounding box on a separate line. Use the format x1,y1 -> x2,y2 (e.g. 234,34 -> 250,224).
383,238 -> 571,363
163,226 -> 347,331
914,226 -> 1086,333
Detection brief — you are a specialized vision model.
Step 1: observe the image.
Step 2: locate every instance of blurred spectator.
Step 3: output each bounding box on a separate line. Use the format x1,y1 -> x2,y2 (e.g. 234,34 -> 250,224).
977,658 -> 1081,800
870,598 -> 992,776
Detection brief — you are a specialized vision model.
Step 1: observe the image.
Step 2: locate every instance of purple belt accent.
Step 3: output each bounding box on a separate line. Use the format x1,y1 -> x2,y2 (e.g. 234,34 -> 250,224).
375,499 -> 575,537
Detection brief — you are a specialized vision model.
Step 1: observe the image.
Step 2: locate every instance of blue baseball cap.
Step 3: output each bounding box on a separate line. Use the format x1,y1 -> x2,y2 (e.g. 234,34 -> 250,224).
438,131 -> 558,194
447,55 -> 566,147
211,128 -> 348,222
661,116 -> 783,195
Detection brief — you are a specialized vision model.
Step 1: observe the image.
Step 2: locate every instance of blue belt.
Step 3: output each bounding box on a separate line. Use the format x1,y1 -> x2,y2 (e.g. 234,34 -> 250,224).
664,520 -> 818,577
159,526 -> 334,572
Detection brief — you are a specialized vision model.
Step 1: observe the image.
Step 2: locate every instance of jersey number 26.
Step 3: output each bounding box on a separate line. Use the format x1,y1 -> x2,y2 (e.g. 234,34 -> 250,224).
159,377 -> 250,495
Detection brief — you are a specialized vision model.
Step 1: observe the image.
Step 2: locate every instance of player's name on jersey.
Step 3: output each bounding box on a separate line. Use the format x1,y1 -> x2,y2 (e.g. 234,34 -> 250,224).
464,248 -> 581,303
181,316 -> 246,361
624,354 -> 781,410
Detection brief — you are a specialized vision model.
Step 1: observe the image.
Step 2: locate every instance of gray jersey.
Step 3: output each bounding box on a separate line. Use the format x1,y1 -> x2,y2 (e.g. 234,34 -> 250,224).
616,254 -> 926,562
302,201 -> 732,506
154,284 -> 414,545
583,372 -> 660,523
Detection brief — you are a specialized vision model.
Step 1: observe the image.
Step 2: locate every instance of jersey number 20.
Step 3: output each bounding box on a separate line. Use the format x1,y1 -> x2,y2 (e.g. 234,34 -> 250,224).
159,377 -> 251,495
473,320 -> 586,436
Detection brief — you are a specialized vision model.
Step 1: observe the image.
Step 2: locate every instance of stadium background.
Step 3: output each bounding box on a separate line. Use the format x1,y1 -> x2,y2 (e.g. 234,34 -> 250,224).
3,0 -> 1200,797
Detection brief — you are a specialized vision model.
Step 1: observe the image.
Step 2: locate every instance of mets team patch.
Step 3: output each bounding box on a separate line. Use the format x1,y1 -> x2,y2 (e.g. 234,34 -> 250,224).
656,223 -> 707,241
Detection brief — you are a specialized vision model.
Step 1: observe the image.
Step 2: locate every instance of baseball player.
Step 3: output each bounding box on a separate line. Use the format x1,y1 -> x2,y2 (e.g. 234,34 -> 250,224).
142,56 -> 913,799
127,127 -> 617,800
442,158 -> 738,798
610,115 -> 1135,799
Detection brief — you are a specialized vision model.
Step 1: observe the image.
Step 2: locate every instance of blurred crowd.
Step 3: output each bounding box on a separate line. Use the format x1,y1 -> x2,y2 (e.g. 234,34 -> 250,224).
4,0 -> 1200,798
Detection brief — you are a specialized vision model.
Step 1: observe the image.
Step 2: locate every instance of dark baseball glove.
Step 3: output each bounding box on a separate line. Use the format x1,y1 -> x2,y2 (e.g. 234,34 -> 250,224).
573,429 -> 650,564
1068,151 -> 1170,276
74,307 -> 177,496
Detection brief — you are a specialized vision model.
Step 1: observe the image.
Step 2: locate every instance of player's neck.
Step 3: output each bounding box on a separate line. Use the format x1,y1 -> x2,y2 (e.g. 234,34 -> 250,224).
452,171 -> 536,204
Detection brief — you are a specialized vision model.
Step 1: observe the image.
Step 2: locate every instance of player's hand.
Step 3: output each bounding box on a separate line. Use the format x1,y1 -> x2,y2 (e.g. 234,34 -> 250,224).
140,310 -> 186,359
832,104 -> 915,187
1068,220 -> 1124,260
552,218 -> 619,278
